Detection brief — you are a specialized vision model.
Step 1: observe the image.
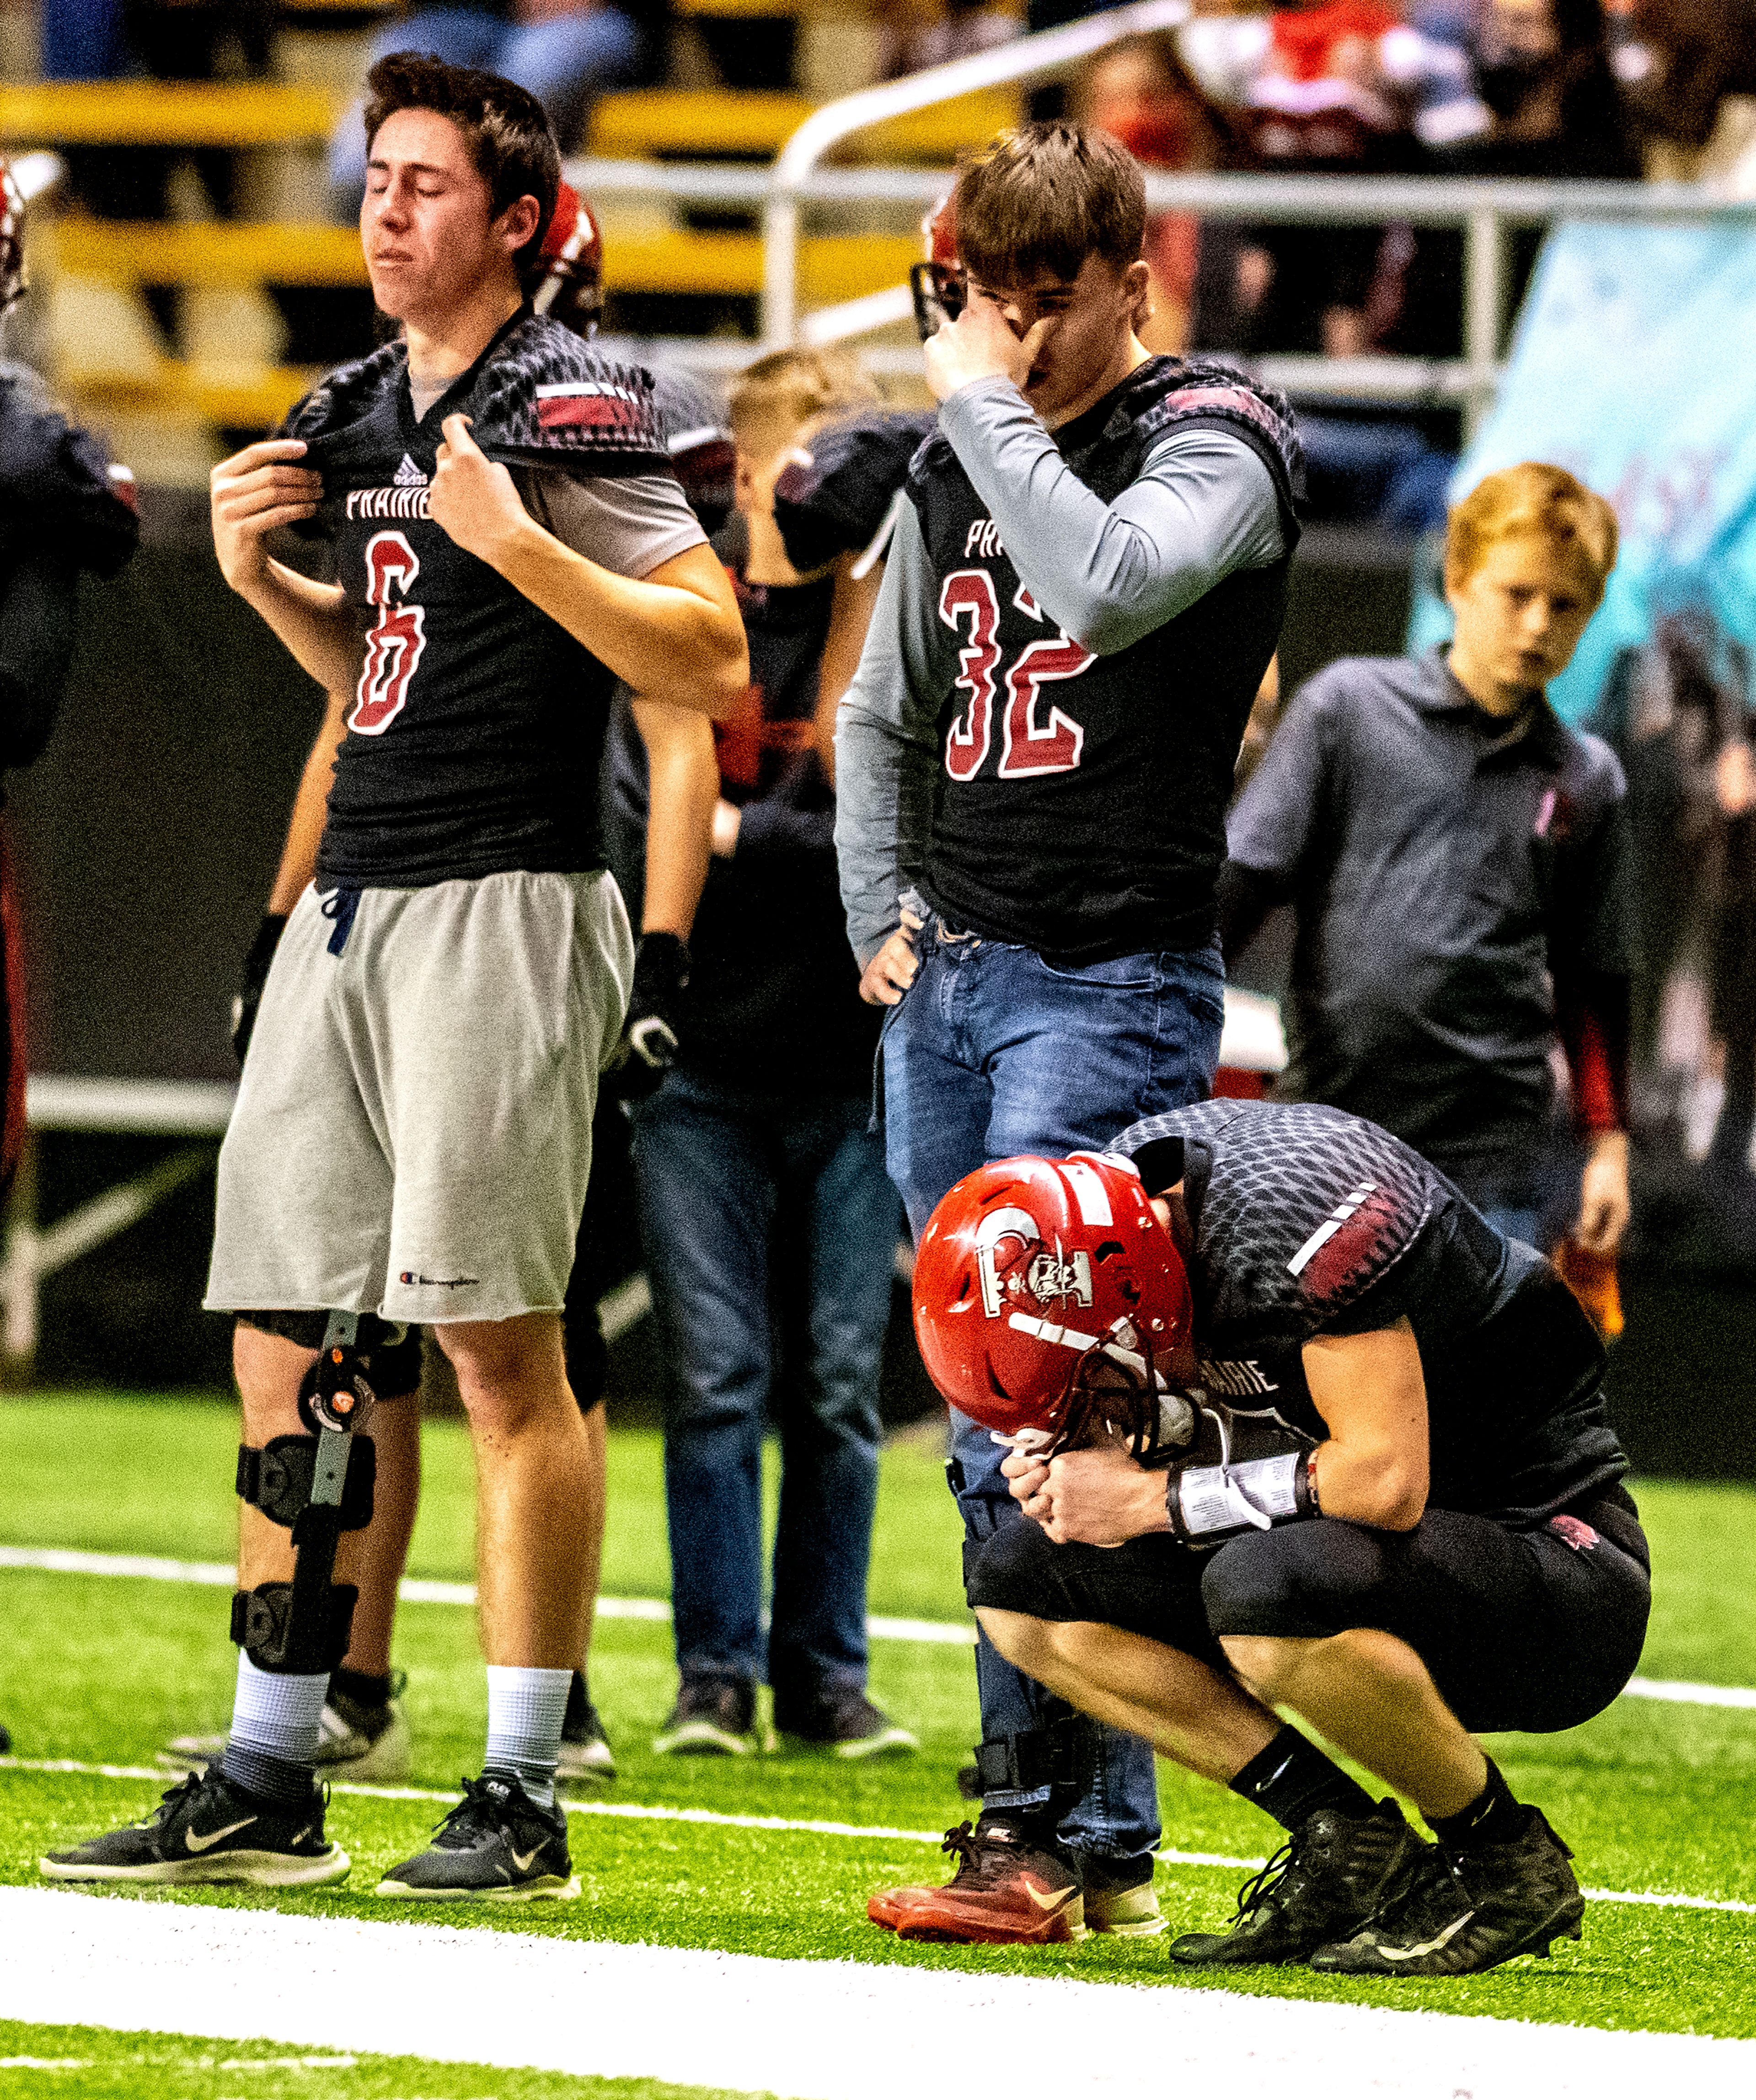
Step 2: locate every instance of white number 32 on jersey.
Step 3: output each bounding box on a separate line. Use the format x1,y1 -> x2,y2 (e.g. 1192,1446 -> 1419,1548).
939,572 -> 1093,782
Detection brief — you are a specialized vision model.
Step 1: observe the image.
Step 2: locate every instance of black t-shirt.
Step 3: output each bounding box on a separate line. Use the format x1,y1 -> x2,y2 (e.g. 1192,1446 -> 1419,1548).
603,571 -> 880,1096
1112,1098 -> 1628,1527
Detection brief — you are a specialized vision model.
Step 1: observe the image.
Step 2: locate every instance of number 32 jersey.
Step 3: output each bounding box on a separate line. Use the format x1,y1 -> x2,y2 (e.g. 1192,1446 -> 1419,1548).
906,357 -> 1301,962
285,308 -> 675,889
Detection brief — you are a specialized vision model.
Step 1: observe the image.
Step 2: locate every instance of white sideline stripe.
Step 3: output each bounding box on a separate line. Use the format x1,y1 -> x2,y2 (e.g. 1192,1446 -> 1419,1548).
5,1757 -> 1754,1917
0,1544 -> 976,1645
2,1888 -> 1752,2100
1621,1675 -> 1756,1710
11,1546 -> 1756,1687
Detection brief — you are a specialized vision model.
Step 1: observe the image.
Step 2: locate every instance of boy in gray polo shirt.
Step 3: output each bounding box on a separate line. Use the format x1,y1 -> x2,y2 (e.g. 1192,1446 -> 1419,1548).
1222,462 -> 1634,1256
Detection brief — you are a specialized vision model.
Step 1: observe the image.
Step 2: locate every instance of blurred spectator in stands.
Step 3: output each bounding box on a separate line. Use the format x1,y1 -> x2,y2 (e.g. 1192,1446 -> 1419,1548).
1441,0 -> 1638,179
40,1 -> 272,81
879,0 -> 1021,81
1073,30 -> 1253,353
39,0 -> 129,80
1620,1 -> 1756,189
42,3 -> 276,218
328,3 -> 644,214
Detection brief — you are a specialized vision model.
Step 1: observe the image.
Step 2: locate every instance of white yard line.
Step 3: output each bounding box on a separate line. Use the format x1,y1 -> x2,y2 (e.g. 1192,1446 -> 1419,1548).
0,1886 -> 1751,2100
4,1756 -> 1752,1917
5,1546 -> 1754,1690
0,1545 -> 972,1646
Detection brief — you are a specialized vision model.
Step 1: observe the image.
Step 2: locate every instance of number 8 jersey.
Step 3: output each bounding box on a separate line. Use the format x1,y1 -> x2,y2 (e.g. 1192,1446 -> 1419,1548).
284,309 -> 675,890
905,356 -> 1301,962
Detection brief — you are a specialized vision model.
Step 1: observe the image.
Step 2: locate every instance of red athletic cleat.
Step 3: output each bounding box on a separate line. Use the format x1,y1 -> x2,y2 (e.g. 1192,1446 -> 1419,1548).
868,1820 -> 1086,1945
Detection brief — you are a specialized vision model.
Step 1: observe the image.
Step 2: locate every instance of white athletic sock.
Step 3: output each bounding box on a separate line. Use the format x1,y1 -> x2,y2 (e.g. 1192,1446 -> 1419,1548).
220,1653 -> 328,1804
482,1665 -> 571,1808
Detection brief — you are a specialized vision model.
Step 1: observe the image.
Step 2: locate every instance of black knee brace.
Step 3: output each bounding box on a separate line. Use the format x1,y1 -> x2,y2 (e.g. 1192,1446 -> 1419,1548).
972,1717 -> 1088,1811
231,1313 -> 378,1674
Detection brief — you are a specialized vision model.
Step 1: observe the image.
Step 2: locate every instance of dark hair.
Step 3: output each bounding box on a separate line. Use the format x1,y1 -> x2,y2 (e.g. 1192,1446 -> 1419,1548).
954,121 -> 1146,289
363,49 -> 561,282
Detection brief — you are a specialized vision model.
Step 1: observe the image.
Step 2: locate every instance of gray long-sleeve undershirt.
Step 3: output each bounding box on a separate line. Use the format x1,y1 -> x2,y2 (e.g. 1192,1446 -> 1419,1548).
834,373 -> 1285,967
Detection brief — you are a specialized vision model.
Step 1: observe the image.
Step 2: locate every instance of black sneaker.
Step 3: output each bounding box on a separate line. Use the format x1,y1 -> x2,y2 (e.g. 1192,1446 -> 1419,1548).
653,1678 -> 758,1757
557,1672 -> 616,1783
375,1773 -> 578,1902
1310,1806 -> 1584,1975
40,1768 -> 348,1888
774,1687 -> 918,1760
1169,1801 -> 1429,1967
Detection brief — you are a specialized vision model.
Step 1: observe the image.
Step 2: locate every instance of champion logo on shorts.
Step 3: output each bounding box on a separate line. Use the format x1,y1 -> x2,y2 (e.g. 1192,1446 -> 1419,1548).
399,1270 -> 479,1289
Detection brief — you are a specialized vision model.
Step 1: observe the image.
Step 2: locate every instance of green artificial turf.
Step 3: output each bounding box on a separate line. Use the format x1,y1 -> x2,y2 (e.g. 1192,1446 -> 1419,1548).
0,2021 -> 765,2100
2,1394 -> 1755,2058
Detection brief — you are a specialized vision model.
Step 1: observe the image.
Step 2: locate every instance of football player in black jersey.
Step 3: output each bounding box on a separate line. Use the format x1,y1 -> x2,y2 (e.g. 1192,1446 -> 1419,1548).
904,1105 -> 1649,1973
159,198 -> 738,1795
843,123 -> 1303,1940
44,55 -> 745,1900
1,157 -> 139,1769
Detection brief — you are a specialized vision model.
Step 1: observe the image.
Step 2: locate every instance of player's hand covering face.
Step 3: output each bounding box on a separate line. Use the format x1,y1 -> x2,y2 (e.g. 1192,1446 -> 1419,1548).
923,255 -> 1147,427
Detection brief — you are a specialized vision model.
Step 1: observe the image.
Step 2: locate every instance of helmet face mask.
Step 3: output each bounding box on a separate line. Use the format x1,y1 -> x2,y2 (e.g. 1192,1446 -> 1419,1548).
1,160 -> 26,315
912,1153 -> 1196,1460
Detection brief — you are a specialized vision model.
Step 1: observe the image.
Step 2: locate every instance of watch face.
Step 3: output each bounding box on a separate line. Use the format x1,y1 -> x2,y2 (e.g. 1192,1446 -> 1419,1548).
910,260 -> 965,343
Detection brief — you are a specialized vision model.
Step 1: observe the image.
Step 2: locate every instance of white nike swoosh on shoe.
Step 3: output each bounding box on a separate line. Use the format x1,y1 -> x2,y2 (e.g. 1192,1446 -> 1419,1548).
1374,1908 -> 1477,1961
1022,1879 -> 1075,1912
184,1817 -> 257,1854
509,1844 -> 547,1874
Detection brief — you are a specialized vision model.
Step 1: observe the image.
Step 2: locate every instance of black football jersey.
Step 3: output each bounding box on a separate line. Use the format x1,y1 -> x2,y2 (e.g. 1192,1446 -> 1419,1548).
906,358 -> 1302,962
285,308 -> 673,888
1112,1097 -> 1628,1526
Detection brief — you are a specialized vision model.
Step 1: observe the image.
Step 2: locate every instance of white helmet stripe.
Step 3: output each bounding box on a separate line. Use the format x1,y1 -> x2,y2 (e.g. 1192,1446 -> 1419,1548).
1060,1159 -> 1114,1228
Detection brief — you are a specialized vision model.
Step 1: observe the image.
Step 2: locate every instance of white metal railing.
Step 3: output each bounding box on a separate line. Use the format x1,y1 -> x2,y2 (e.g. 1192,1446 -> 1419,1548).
568,0 -> 1756,433
571,151 -> 1756,433
763,0 -> 1196,344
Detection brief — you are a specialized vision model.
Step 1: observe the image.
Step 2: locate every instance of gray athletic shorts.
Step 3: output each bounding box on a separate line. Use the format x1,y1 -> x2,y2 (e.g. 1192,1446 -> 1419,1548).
206,869 -> 633,1326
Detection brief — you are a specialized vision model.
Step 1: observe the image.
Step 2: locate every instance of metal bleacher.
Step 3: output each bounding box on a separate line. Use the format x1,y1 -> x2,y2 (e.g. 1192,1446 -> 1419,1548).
0,0 -> 1020,443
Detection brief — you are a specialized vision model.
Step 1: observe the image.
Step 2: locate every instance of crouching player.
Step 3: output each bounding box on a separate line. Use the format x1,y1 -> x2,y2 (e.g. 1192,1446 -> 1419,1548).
42,53 -> 744,1897
887,1101 -> 1649,1972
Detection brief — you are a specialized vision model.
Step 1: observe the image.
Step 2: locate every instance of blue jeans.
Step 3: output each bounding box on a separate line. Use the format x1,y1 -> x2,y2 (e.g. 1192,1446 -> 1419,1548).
632,1072 -> 899,1699
328,5 -> 643,210
883,919 -> 1226,1871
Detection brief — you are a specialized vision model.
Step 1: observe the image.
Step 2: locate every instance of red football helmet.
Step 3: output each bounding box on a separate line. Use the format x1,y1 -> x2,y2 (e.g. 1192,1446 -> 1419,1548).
1,160 -> 26,315
910,191 -> 964,342
912,1153 -> 1194,1454
533,180 -> 604,337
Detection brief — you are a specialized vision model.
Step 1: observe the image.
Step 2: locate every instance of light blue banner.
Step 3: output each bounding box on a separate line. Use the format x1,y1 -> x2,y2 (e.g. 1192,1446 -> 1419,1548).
1409,217 -> 1756,723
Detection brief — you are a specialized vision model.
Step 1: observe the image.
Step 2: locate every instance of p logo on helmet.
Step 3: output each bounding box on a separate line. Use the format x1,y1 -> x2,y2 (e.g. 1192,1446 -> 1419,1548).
912,1152 -> 1192,1452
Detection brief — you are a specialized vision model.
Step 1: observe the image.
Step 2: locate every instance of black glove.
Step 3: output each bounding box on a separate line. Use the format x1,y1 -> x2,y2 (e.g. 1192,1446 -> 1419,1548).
230,912 -> 287,1065
622,931 -> 691,1075
1162,1398 -> 1320,1546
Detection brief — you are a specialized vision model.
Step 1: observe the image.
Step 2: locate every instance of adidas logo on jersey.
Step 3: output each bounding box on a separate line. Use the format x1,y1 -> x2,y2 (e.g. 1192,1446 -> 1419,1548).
393,454 -> 428,486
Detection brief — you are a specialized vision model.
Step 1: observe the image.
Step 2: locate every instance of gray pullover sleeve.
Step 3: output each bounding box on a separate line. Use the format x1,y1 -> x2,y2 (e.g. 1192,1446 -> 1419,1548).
936,374 -> 1285,655
835,376 -> 1287,966
834,499 -> 952,967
